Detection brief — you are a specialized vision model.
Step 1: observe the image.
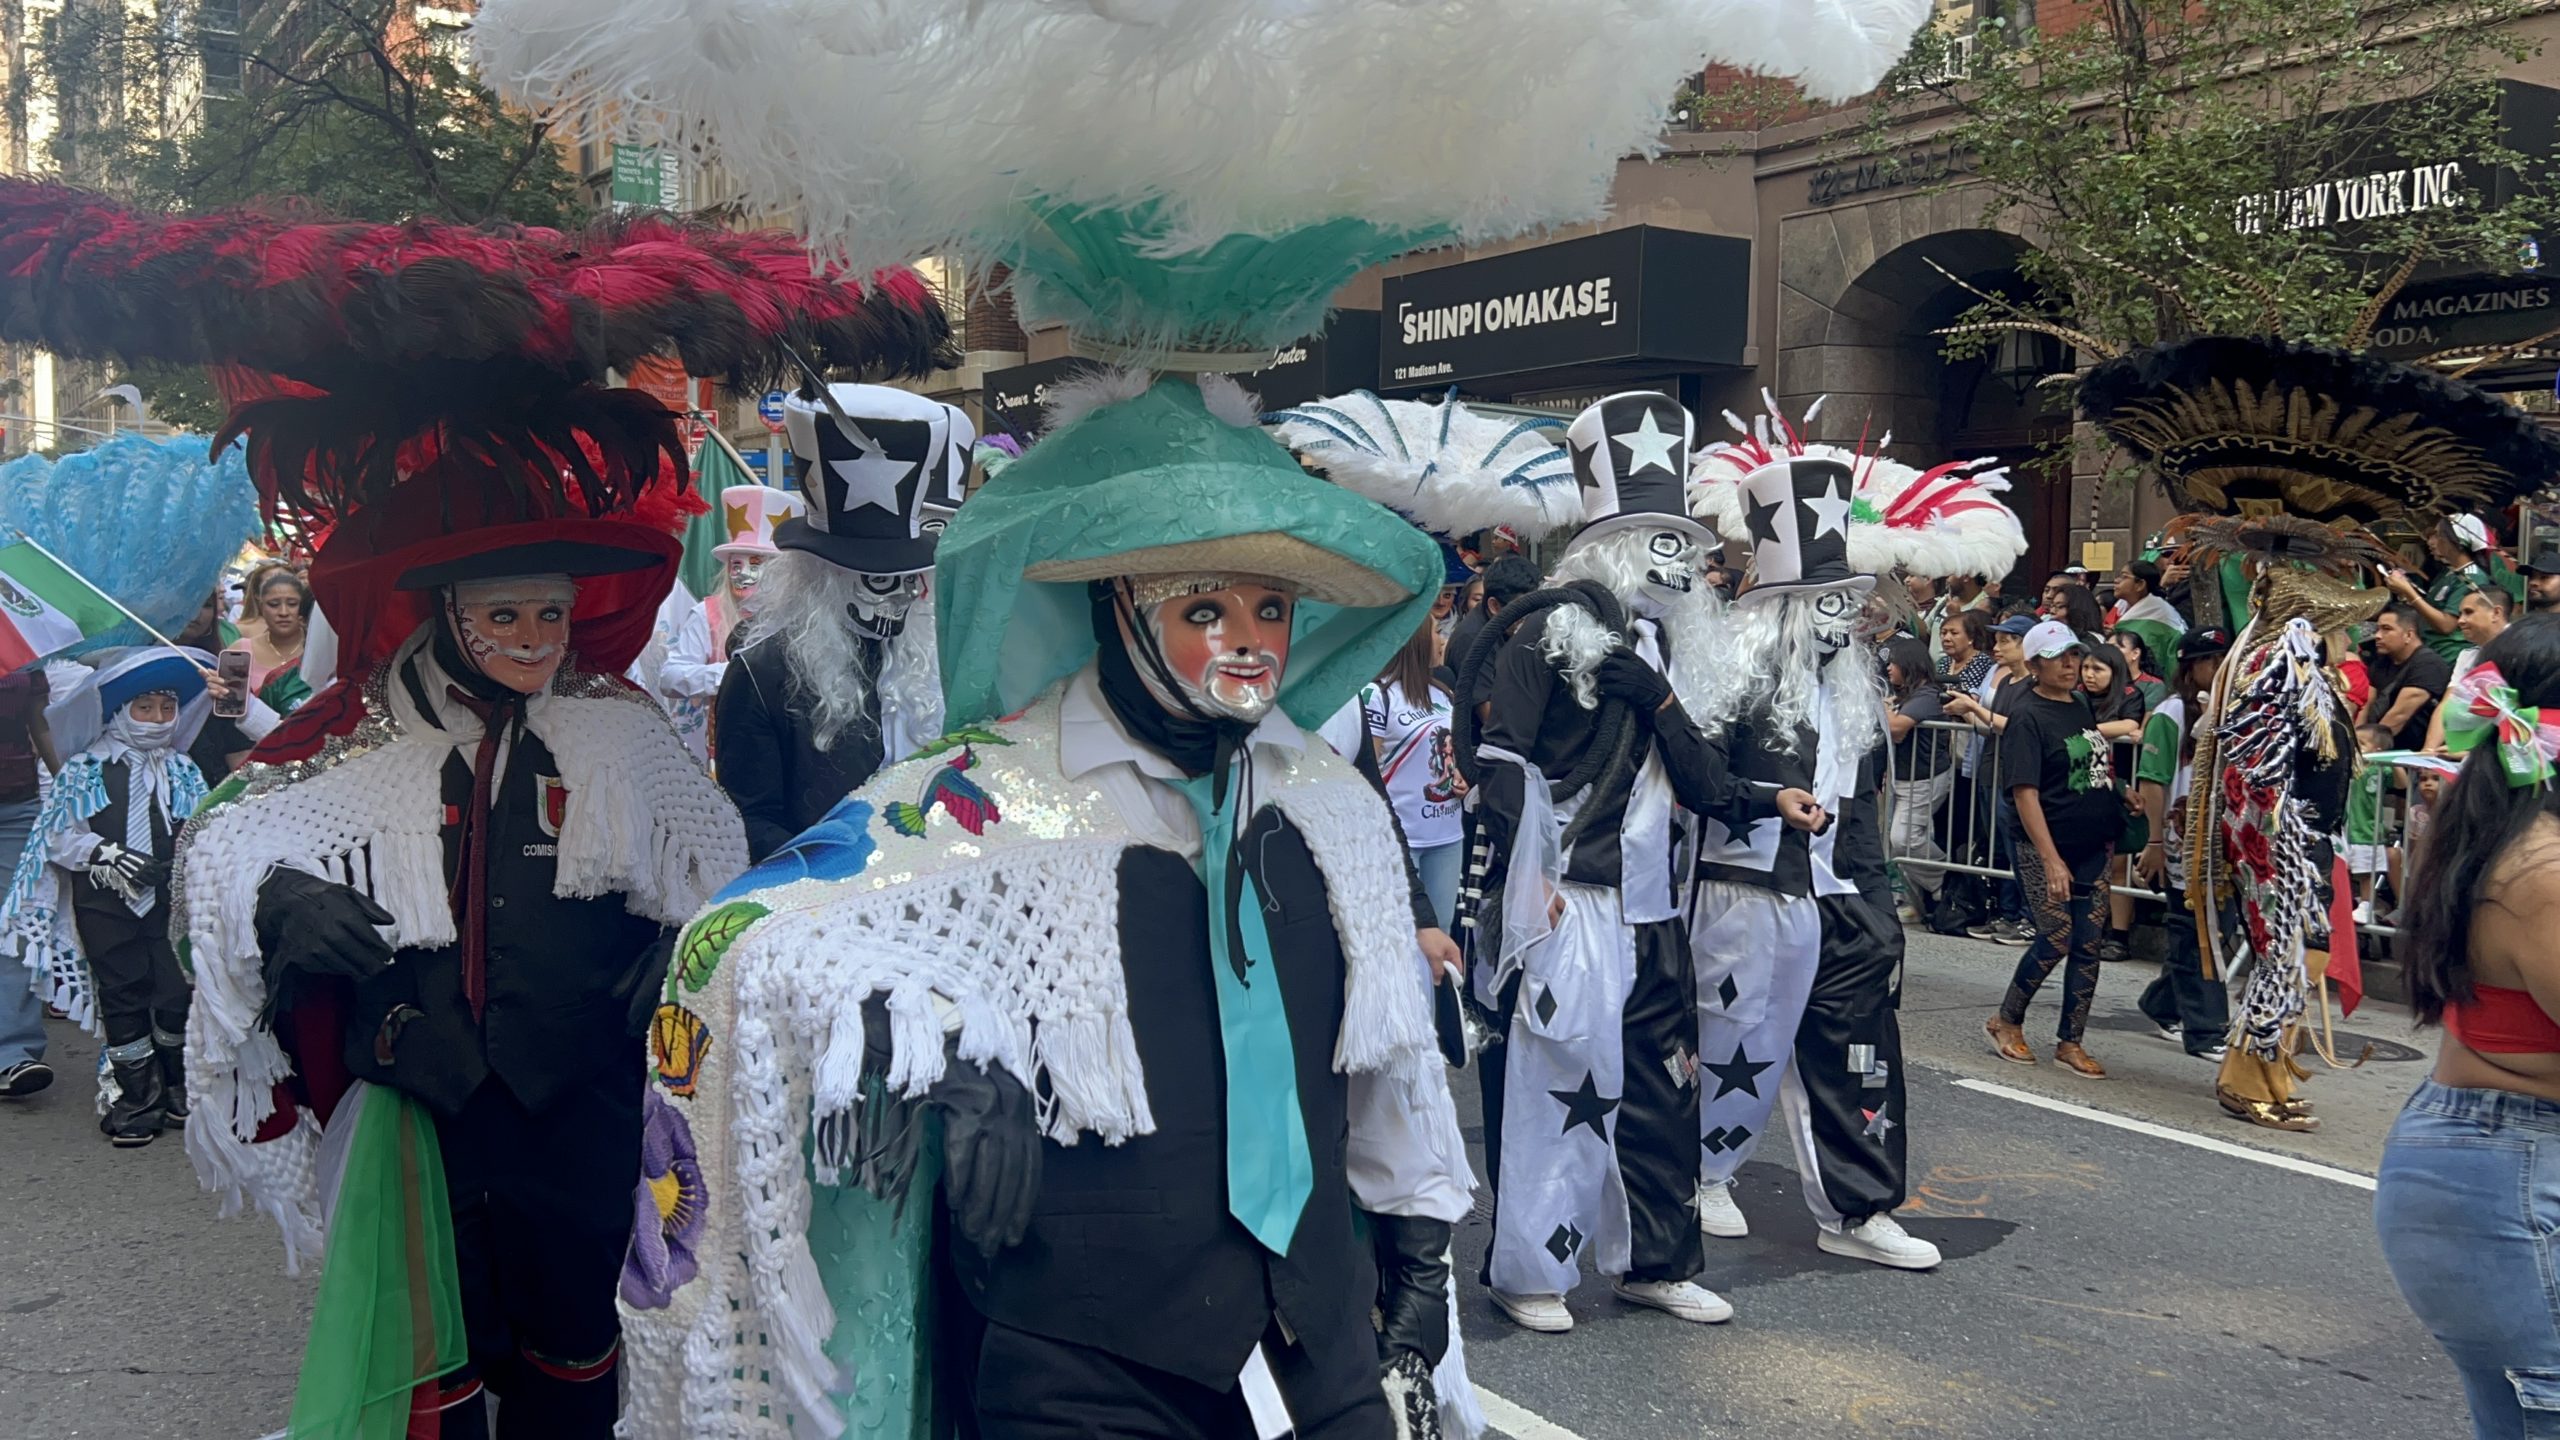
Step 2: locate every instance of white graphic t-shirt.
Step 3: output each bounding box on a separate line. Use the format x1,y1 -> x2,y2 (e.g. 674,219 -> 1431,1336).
1362,678 -> 1462,848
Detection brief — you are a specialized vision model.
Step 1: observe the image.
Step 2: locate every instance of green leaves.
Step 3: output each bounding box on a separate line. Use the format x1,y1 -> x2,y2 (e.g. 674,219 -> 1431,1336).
674,901 -> 770,994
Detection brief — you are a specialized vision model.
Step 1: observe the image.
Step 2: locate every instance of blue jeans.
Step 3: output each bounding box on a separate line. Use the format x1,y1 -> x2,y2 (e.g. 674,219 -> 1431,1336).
2377,1079 -> 2560,1439
0,797 -> 46,1066
1411,842 -> 1461,933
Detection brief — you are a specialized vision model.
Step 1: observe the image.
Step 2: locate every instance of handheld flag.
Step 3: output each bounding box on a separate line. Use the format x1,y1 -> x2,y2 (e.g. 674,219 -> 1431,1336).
0,539 -> 129,670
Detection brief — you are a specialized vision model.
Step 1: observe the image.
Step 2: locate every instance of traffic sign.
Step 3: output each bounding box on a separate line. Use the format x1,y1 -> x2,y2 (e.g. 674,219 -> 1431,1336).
757,390 -> 788,433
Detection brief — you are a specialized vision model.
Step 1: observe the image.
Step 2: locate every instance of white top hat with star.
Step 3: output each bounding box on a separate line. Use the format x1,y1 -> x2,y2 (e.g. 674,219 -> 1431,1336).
1561,391 -> 1717,555
1732,455 -> 1874,603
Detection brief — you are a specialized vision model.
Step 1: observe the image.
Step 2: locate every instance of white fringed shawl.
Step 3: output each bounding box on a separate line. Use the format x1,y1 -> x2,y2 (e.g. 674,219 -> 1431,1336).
627,685 -> 1445,1440
177,625 -> 747,1272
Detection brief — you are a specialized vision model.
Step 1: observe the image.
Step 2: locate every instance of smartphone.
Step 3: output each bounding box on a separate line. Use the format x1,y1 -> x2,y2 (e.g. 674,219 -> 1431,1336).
213,649 -> 251,719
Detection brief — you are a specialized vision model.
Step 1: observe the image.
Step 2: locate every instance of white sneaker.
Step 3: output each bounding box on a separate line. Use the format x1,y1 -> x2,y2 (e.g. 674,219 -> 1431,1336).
1696,1181 -> 1749,1238
1611,1277 -> 1735,1324
2352,899 -> 2375,926
1818,1213 -> 1943,1271
1492,1290 -> 1573,1333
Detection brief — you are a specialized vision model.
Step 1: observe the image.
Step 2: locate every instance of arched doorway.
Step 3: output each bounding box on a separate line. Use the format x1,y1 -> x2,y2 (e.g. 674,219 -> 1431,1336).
1772,206 -> 2075,589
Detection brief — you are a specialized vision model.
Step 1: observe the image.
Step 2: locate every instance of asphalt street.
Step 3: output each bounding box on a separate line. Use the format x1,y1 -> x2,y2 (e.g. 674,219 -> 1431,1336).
0,931 -> 2460,1439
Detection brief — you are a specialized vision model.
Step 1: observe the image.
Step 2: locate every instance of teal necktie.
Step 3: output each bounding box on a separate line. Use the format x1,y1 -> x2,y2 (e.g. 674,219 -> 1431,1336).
1170,764 -> 1315,1257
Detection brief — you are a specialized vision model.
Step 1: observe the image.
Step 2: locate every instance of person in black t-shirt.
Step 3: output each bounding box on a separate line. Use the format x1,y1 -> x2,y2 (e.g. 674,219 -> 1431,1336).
2363,603 -> 2453,751
1985,621 -> 2123,1077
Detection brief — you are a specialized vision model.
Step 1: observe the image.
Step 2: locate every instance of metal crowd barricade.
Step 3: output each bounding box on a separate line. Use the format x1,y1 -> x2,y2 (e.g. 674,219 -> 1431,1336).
1881,715 -> 2416,945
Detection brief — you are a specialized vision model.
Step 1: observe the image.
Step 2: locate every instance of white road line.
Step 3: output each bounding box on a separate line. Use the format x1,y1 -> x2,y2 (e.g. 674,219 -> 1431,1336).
1479,1386 -> 1596,1440
1952,1077 -> 2377,1191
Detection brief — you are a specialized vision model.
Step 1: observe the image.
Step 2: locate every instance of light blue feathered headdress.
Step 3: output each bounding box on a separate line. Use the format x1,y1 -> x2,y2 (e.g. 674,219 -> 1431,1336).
0,435 -> 260,654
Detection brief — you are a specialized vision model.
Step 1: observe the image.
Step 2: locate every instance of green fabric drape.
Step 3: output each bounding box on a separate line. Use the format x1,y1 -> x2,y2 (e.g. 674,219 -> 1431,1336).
287,1087 -> 466,1440
683,439 -> 756,602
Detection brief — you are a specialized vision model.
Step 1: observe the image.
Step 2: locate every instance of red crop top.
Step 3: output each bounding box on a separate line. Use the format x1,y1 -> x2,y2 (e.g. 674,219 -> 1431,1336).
2447,985 -> 2560,1054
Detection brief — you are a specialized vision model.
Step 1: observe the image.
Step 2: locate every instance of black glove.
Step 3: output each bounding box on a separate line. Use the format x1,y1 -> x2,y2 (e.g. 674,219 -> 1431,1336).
87,842 -> 168,893
927,1050 -> 1043,1255
256,868 -> 396,1023
1372,1212 -> 1454,1366
1594,650 -> 1673,717
617,931 -> 677,1037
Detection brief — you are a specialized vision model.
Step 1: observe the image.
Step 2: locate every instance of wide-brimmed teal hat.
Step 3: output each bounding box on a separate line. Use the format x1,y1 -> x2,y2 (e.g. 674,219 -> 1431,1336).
936,375 -> 1441,729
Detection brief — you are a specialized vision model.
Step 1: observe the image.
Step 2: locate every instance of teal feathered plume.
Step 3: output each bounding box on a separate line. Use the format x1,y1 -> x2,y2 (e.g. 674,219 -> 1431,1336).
0,434 -> 259,654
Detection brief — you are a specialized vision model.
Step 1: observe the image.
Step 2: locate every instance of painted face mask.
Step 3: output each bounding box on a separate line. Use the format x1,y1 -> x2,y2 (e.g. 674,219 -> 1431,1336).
1808,585 -> 1862,656
446,575 -> 575,695
845,572 -> 925,640
1637,529 -> 1702,617
725,554 -> 770,597
1127,574 -> 1295,725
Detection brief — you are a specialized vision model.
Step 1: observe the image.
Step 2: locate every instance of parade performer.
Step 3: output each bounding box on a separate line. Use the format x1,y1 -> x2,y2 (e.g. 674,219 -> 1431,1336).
1682,404 -> 2024,1265
468,0 -> 1932,1431
0,177 -> 951,1437
714,384 -> 969,859
4,647 -> 214,1145
2080,333 -> 2560,1133
657,483 -> 804,763
1450,390 -> 1811,1331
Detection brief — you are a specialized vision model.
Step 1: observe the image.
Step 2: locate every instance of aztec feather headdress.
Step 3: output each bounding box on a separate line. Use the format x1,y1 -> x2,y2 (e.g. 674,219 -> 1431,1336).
0,180 -> 955,529
1689,395 -> 2029,580
1263,389 -> 1583,545
2079,335 -> 2560,529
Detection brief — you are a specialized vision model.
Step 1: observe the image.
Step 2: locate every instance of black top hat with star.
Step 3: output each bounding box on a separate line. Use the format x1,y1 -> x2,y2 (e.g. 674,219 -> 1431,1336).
781,382 -> 977,576
1735,455 -> 1875,603
1562,391 -> 1717,554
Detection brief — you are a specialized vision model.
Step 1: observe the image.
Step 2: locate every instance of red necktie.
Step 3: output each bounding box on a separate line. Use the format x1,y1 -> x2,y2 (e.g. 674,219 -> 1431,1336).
445,686 -> 525,1023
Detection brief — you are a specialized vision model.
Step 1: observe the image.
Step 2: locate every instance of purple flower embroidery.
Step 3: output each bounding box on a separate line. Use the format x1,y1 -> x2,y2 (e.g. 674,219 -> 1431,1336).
621,1088 -> 707,1310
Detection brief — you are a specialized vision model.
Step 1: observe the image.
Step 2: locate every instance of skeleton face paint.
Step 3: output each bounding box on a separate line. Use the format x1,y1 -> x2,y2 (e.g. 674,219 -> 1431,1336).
1127,576 -> 1295,724
1808,585 -> 1861,656
844,572 -> 924,640
447,575 -> 575,695
725,554 -> 770,598
1638,529 -> 1701,616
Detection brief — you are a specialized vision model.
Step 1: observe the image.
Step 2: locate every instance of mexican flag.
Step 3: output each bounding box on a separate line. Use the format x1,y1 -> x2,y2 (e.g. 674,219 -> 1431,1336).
0,540 -> 126,671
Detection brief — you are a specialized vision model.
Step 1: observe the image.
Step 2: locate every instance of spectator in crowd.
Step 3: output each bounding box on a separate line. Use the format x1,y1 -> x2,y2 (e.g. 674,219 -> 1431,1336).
222,566 -> 314,715
1884,636 -> 1953,924
2110,627 -> 2168,710
0,668 -> 58,1098
1945,612 -> 2039,945
1931,609 -> 1998,933
2425,586 -> 2517,753
2109,558 -> 2186,662
2133,626 -> 2232,1061
2079,643 -> 2148,962
2376,614 -> 2560,1440
2045,579 -> 2109,648
1327,618 -> 1465,929
2331,627 -> 2372,716
2040,571 -> 2081,617
1948,572 -> 1991,612
1704,563 -> 1742,602
1940,608 -> 1994,693
2366,603 -> 2454,753
2347,722 -> 2394,927
2383,513 -> 2511,664
1443,553 -> 1540,685
1906,574 -> 1950,665
1985,620 -> 2124,1077
2522,538 -> 2560,615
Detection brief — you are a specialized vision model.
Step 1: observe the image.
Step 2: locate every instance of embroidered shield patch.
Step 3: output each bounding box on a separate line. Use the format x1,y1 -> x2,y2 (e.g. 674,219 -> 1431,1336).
538,774 -> 570,838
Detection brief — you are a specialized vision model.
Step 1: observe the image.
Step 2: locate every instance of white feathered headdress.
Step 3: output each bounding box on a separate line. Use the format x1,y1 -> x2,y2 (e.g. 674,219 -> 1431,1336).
1265,389 -> 1582,544
1690,394 -> 2028,581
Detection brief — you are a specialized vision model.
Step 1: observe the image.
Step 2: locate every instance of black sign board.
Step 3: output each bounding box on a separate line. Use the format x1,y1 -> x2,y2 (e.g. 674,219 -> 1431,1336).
2228,80 -> 2558,240
1377,226 -> 1749,394
2366,272 -> 2560,363
981,311 -> 1384,441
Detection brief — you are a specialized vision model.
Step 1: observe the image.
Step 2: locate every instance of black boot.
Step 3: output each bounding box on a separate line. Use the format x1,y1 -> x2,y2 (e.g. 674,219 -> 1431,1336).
154,1036 -> 187,1127
99,1042 -> 165,1148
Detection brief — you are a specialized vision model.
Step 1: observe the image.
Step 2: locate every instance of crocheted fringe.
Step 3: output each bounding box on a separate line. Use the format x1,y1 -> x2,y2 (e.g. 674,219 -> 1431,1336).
1269,766 -> 1437,1076
546,693 -> 742,925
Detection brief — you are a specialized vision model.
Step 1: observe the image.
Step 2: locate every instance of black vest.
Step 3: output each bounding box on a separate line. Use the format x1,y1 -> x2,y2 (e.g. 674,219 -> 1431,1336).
340,726 -> 660,1118
715,631 -> 889,861
70,759 -> 174,913
952,810 -> 1375,1393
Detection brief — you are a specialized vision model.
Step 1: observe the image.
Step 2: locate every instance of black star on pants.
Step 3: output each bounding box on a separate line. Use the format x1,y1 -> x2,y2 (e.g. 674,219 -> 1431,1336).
1550,1070 -> 1621,1143
1704,1043 -> 1774,1100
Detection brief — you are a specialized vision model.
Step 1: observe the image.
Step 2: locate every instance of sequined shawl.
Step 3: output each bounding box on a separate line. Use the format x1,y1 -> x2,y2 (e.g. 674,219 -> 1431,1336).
174,623 -> 748,1271
624,684 -> 1438,1439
